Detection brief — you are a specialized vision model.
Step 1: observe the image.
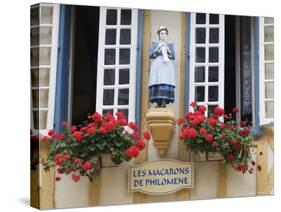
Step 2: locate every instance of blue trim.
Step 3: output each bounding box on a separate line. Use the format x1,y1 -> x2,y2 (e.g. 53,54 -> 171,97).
54,5 -> 71,132
254,17 -> 262,135
185,13 -> 191,114
135,10 -> 144,125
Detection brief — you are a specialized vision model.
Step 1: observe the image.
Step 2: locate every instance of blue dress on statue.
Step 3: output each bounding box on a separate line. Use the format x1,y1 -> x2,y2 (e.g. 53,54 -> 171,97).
149,42 -> 176,104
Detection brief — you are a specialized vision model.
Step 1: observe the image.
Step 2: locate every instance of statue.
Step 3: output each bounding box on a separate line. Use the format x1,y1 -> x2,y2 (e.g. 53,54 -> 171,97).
148,25 -> 176,108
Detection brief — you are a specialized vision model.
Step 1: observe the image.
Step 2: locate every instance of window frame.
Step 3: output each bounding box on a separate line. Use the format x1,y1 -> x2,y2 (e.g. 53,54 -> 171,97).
96,7 -> 138,122
189,13 -> 225,114
259,17 -> 274,125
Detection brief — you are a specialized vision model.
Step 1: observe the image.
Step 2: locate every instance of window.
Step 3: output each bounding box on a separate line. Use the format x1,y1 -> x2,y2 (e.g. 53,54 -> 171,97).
30,3 -> 59,134
259,17 -> 274,125
96,7 -> 138,121
189,13 -> 225,114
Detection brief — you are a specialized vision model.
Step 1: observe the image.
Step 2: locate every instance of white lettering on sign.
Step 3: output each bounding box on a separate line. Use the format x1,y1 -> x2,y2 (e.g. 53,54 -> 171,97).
128,160 -> 194,195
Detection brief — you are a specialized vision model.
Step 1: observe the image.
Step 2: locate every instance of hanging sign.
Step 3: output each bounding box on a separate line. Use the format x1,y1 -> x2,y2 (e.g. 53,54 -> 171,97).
128,160 -> 194,195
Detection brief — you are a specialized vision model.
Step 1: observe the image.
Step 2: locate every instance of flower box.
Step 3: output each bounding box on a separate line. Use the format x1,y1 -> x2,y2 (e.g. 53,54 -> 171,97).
192,151 -> 224,162
99,153 -> 119,168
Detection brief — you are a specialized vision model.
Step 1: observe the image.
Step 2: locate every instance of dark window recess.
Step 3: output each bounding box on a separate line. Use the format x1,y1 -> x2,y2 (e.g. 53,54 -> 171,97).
71,6 -> 100,125
224,15 -> 236,116
240,17 -> 252,123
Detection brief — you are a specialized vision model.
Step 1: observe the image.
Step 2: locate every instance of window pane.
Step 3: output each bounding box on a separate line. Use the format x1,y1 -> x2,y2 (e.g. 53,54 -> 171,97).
33,111 -> 48,129
119,49 -> 130,64
103,89 -> 114,105
120,29 -> 131,44
265,101 -> 274,118
31,7 -> 39,26
32,89 -> 49,108
209,47 -> 219,62
103,109 -> 114,115
104,49 -> 116,65
31,28 -> 39,46
195,28 -> 206,43
265,44 -> 274,60
104,69 -> 115,85
209,28 -> 219,43
118,89 -> 129,105
195,47 -> 205,63
41,6 -> 53,24
121,9 -> 131,25
39,27 -> 52,45
196,13 -> 206,24
208,105 -> 217,116
118,109 -> 129,120
195,66 -> 205,82
264,26 -> 274,42
105,29 -> 116,45
119,69 -> 130,84
208,66 -> 219,82
31,68 -> 50,87
265,63 -> 274,80
106,9 -> 117,25
209,14 -> 219,24
264,17 -> 274,24
40,47 -> 51,65
195,86 -> 205,102
208,86 -> 218,102
265,82 -> 274,99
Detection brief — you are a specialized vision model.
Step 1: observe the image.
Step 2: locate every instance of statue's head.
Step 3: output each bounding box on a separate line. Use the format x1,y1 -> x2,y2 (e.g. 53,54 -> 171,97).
157,25 -> 168,41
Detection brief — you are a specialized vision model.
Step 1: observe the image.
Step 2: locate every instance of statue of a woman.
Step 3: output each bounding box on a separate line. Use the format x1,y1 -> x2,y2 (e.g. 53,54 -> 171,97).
148,25 -> 176,108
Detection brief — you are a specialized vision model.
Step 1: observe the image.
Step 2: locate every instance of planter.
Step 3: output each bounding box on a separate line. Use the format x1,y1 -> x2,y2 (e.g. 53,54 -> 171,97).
146,108 -> 176,155
192,151 -> 224,162
99,153 -> 119,168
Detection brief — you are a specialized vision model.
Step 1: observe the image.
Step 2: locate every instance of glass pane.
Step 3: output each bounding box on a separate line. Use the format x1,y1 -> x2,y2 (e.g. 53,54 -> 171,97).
31,28 -> 39,46
119,49 -> 130,64
104,69 -> 115,85
31,48 -> 39,66
118,89 -> 129,105
264,26 -> 274,42
105,29 -> 116,45
209,28 -> 219,43
195,28 -> 206,44
106,9 -> 117,25
119,69 -> 130,84
209,14 -> 219,24
265,44 -> 274,60
265,63 -> 274,80
195,86 -> 205,102
196,13 -> 206,24
195,66 -> 205,82
208,66 -> 219,82
265,82 -> 274,99
103,109 -> 114,115
264,17 -> 274,24
33,111 -> 48,129
31,68 -> 50,87
208,105 -> 217,116
265,101 -> 274,118
32,89 -> 49,108
103,89 -> 114,105
41,6 -> 53,24
208,86 -> 218,102
40,47 -> 51,65
209,47 -> 219,62
120,29 -> 131,44
121,9 -> 131,25
118,109 -> 128,120
104,49 -> 116,65
195,47 -> 205,63
39,27 -> 52,45
31,7 -> 39,26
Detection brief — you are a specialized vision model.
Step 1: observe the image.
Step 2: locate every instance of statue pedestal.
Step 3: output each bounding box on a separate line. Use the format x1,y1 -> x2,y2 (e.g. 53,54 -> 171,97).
146,108 -> 176,155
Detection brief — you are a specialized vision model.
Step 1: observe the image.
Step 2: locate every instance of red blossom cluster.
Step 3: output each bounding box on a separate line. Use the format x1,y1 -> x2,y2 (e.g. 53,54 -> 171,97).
178,101 -> 260,173
40,111 -> 151,183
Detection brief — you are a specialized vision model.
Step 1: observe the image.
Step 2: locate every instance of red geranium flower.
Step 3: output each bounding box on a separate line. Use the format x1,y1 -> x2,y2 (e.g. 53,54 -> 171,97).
87,127 -> 96,135
199,127 -> 207,135
232,107 -> 239,113
82,161 -> 92,171
48,129 -> 55,136
177,117 -> 184,125
73,131 -> 84,142
57,168 -> 65,174
41,136 -> 49,142
136,139 -> 145,150
183,128 -> 198,139
204,134 -> 214,143
214,106 -> 225,116
74,158 -> 81,164
226,154 -> 234,161
98,127 -> 107,134
91,112 -> 102,122
55,176 -> 61,182
128,122 -> 139,131
72,173 -> 80,183
126,146 -> 139,158
143,131 -> 151,140
190,101 -> 197,107
63,154 -> 71,160
212,141 -> 219,148
61,121 -> 68,127
199,105 -> 206,112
